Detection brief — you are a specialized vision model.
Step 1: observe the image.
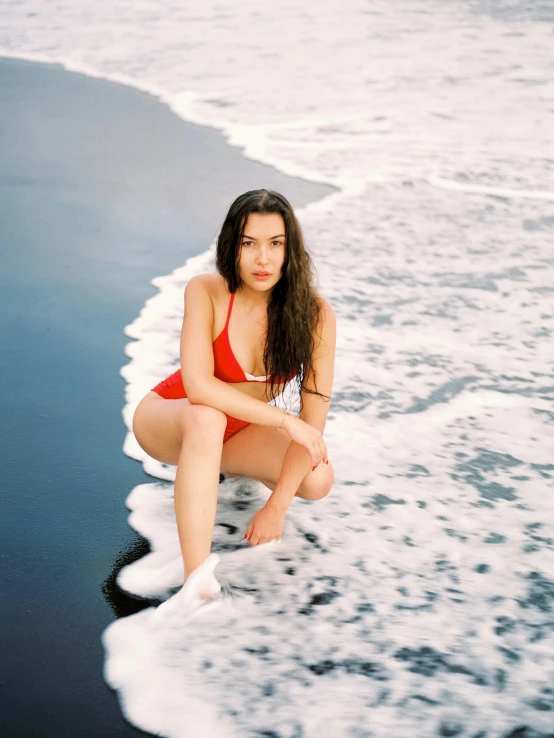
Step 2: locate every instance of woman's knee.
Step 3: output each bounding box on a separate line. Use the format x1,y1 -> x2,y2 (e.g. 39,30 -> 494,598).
296,462 -> 334,501
180,403 -> 227,442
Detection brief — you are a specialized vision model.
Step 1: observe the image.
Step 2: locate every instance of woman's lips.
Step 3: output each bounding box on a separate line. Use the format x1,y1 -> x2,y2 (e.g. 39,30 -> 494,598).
253,272 -> 270,279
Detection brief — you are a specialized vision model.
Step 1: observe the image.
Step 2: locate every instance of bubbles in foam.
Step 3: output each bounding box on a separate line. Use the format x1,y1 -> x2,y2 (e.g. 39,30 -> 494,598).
151,554 -> 222,627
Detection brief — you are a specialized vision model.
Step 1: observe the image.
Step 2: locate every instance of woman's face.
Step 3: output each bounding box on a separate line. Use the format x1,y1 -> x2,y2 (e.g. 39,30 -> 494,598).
238,212 -> 286,295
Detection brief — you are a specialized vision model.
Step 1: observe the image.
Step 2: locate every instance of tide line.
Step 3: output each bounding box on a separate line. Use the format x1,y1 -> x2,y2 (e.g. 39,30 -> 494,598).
428,175 -> 554,201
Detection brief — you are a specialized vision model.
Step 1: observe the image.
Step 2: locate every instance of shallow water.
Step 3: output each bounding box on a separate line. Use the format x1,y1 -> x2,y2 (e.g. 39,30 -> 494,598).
2,1 -> 553,735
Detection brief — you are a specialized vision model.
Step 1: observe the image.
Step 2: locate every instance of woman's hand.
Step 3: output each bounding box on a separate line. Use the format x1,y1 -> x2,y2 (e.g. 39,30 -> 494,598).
283,415 -> 328,470
244,504 -> 286,546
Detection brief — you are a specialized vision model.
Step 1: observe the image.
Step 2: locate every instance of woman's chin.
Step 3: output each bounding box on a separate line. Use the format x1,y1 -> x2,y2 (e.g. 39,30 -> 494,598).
242,279 -> 279,293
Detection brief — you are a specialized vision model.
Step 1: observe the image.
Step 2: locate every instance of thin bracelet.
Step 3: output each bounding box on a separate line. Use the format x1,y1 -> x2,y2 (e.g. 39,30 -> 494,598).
278,409 -> 290,429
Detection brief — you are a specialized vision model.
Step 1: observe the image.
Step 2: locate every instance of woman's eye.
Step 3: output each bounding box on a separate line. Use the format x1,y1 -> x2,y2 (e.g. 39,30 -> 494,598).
272,241 -> 283,246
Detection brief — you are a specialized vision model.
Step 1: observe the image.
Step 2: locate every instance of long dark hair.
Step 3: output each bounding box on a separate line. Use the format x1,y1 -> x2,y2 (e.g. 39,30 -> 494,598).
215,189 -> 329,409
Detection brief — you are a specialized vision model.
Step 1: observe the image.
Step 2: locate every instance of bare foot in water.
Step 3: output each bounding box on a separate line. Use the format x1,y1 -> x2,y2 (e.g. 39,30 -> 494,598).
152,554 -> 221,625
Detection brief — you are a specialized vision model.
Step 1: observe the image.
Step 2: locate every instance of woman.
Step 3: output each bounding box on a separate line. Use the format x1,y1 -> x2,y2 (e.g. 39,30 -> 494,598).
132,189 -> 336,600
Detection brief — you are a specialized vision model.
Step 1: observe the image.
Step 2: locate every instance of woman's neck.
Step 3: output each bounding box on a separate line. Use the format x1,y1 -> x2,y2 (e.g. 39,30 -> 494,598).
236,284 -> 271,312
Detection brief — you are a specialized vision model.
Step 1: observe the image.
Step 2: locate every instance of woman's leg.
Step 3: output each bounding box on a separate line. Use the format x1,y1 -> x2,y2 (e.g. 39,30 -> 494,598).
133,393 -> 333,577
221,423 -> 334,501
133,393 -> 227,577
174,404 -> 227,576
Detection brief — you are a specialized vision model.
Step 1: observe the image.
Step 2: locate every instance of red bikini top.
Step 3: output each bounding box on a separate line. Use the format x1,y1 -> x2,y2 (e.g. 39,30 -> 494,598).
212,293 -> 296,384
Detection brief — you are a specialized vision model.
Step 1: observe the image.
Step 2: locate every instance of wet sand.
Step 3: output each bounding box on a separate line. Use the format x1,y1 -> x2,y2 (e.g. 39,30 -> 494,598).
0,56 -> 335,737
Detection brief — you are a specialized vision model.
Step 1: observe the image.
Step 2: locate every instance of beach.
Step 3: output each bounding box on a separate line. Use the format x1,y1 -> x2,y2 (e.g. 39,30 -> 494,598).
1,2 -> 554,736
0,56 -> 334,738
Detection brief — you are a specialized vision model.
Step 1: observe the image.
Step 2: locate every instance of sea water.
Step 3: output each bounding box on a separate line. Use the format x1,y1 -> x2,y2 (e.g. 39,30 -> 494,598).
1,1 -> 553,736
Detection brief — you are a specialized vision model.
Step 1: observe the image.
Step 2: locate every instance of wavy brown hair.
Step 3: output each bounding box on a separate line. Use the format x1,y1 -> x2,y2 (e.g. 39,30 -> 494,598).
215,189 -> 329,409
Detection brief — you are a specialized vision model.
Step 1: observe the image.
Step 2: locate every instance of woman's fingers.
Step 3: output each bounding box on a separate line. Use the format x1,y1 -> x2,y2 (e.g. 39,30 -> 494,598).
310,445 -> 329,470
312,440 -> 328,468
313,444 -> 322,466
249,536 -> 269,546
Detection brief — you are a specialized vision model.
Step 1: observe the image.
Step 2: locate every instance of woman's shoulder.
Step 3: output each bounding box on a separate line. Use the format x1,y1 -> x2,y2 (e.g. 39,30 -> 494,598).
186,272 -> 224,288
186,273 -> 227,300
315,295 -> 336,324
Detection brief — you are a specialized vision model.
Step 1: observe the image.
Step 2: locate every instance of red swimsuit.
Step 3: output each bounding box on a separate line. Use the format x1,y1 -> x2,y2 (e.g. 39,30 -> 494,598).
151,292 -> 296,443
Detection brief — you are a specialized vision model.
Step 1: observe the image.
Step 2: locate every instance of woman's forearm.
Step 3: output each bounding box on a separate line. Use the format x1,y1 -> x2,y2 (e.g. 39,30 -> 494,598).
265,441 -> 312,512
186,375 -> 289,428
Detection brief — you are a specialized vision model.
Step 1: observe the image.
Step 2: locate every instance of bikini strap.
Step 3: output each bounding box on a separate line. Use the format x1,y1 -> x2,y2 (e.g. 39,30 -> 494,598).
224,293 -> 235,331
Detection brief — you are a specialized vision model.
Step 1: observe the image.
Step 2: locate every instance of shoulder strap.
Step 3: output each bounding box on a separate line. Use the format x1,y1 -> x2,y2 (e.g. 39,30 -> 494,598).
224,293 -> 234,331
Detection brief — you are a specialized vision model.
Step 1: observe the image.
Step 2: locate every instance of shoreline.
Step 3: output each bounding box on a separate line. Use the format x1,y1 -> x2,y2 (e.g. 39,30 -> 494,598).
0,56 -> 335,737
0,49 -> 339,192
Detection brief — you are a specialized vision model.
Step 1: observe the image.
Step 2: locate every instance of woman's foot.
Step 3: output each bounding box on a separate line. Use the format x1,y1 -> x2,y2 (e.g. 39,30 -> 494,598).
152,554 -> 221,625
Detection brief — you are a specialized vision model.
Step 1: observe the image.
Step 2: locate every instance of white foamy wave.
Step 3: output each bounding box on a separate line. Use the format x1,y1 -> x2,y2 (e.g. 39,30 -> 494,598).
118,181 -> 554,737
429,176 -> 554,202
3,0 -> 554,735
1,0 -> 553,189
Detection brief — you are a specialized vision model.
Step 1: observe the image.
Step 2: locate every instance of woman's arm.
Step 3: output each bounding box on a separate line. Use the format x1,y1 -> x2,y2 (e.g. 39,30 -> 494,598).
264,298 -> 336,511
297,298 -> 336,432
180,275 -> 290,429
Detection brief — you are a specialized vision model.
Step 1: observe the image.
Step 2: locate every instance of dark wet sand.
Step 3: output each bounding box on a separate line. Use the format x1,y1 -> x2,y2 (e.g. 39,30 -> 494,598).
0,56 -> 336,737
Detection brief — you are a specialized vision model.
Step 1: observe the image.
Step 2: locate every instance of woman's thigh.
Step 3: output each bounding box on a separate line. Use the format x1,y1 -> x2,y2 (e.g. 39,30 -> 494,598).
133,395 -> 333,499
222,423 -> 334,500
133,392 -> 228,466
220,423 -> 291,487
132,392 -> 285,476
132,392 -> 192,465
